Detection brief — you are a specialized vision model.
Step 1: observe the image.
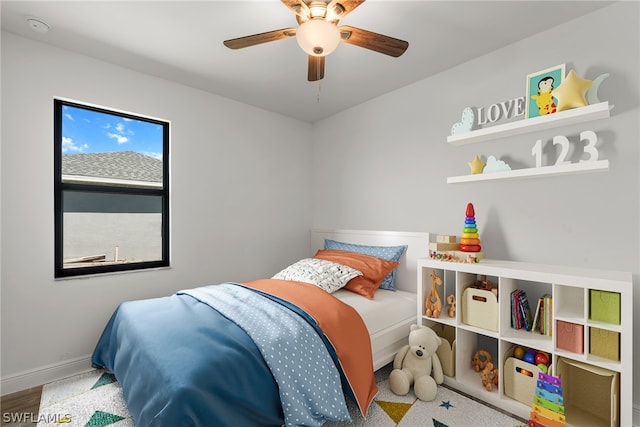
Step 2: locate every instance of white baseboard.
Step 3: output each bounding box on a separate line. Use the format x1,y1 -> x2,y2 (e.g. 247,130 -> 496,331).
1,355 -> 93,396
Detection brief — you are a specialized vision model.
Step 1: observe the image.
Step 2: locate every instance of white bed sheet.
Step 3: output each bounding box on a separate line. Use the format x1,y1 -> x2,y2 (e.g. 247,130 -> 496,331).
333,289 -> 416,336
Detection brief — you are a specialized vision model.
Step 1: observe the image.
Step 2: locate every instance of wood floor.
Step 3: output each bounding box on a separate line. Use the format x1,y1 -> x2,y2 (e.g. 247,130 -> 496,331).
1,386 -> 42,426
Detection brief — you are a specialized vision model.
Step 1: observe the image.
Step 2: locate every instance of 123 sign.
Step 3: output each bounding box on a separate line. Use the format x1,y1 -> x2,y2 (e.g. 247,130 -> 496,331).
531,130 -> 600,168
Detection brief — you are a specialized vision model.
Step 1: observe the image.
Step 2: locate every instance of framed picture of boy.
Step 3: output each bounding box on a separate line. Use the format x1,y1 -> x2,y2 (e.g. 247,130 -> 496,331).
525,64 -> 566,119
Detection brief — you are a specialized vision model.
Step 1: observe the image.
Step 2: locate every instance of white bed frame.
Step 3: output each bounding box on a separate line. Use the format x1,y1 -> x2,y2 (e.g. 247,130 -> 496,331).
311,229 -> 430,370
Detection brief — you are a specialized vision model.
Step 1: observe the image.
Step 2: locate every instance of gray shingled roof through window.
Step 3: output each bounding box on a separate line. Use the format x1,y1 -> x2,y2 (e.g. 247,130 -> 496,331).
62,151 -> 162,183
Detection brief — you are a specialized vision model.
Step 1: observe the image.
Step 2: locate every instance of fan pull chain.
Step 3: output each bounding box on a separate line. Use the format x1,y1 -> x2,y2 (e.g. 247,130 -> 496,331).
316,56 -> 322,103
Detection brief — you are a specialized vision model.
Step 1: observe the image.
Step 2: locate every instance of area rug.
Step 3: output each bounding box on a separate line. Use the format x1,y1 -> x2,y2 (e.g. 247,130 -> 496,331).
37,367 -> 527,427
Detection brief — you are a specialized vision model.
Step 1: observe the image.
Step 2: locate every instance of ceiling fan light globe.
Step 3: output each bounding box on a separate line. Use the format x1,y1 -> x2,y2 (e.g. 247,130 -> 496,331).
296,19 -> 340,57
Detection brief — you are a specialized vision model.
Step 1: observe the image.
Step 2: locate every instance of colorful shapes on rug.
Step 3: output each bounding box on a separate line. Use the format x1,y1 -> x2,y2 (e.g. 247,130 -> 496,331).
91,373 -> 117,390
54,415 -> 72,426
439,400 -> 455,410
376,400 -> 413,424
85,411 -> 125,427
39,368 -> 525,427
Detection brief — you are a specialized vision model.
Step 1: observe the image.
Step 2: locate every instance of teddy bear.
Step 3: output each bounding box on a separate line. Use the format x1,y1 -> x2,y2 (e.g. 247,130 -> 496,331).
389,324 -> 444,401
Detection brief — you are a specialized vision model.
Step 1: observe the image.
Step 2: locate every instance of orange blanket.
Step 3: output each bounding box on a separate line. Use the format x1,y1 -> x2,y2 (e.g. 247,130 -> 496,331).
243,278 -> 378,416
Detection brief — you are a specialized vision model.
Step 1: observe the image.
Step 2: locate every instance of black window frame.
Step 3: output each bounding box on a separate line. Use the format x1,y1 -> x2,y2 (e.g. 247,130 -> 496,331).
54,99 -> 170,278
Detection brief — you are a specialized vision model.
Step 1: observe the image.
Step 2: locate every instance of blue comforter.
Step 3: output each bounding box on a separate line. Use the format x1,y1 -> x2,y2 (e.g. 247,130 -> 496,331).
91,283 -> 352,427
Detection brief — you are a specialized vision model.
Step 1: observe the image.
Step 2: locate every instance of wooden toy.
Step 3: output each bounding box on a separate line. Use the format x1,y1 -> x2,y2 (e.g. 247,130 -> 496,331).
446,294 -> 456,318
474,274 -> 495,291
425,270 -> 443,318
429,233 -> 484,263
472,350 -> 499,391
437,235 -> 457,243
471,349 -> 493,372
480,361 -> 499,391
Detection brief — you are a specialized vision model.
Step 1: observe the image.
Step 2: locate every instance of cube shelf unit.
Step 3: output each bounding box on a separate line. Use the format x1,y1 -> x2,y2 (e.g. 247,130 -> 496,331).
417,258 -> 632,426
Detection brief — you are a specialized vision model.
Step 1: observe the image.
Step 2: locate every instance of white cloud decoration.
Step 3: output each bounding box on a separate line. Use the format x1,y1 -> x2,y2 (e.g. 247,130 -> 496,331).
451,107 -> 475,135
483,155 -> 511,173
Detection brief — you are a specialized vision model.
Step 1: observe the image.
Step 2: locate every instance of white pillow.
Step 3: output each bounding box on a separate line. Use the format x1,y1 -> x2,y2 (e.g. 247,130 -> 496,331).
272,258 -> 362,293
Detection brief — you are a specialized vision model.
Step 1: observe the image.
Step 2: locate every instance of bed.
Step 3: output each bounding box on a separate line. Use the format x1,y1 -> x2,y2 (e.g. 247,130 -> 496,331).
310,229 -> 429,370
91,229 -> 429,427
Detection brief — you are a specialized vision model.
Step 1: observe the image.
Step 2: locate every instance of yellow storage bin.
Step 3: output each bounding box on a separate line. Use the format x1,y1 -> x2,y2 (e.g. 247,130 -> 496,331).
462,287 -> 498,332
557,357 -> 619,427
590,290 -> 620,325
589,327 -> 620,361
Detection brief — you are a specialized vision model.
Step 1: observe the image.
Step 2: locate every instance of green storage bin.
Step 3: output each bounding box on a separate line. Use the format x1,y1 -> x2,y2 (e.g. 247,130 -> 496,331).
589,290 -> 620,325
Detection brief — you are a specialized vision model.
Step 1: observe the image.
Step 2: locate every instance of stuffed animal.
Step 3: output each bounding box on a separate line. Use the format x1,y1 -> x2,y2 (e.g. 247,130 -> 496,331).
389,324 -> 444,401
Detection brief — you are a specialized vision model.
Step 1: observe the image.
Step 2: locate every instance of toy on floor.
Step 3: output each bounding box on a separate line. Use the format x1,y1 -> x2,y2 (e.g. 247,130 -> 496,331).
390,324 -> 444,401
425,270 -> 443,318
446,294 -> 456,318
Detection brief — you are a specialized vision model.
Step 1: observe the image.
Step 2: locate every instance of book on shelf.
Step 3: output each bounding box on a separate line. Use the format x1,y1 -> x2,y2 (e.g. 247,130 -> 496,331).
531,297 -> 542,333
510,289 -> 533,331
530,294 -> 553,336
533,294 -> 553,336
546,295 -> 553,336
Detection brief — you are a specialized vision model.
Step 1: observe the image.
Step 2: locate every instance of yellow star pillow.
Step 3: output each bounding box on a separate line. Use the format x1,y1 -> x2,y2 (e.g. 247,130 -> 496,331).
468,155 -> 486,175
551,69 -> 593,112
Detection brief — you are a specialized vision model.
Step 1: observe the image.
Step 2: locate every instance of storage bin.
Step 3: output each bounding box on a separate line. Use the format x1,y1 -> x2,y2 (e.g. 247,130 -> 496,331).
503,356 -> 543,405
556,357 -> 619,427
590,290 -> 620,325
556,320 -> 584,354
590,327 -> 620,361
431,324 -> 456,377
462,287 -> 498,332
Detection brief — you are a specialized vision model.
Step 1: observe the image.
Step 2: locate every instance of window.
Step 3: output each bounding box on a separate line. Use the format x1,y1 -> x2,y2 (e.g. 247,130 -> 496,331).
54,99 -> 169,278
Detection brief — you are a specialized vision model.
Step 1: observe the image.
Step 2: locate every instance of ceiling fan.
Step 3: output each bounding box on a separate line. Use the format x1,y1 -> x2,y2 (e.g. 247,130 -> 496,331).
223,0 -> 409,82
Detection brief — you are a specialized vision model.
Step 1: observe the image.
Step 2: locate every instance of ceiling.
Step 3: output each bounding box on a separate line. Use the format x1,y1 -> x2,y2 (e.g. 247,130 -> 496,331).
1,1 -> 614,123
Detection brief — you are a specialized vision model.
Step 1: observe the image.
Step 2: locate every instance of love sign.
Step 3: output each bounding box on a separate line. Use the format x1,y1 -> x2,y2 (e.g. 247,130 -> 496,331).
476,97 -> 525,126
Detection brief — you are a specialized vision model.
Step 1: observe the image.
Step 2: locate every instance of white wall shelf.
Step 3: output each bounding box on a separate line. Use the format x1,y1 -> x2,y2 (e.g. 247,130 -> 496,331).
447,160 -> 609,184
446,102 -> 610,145
417,258 -> 633,426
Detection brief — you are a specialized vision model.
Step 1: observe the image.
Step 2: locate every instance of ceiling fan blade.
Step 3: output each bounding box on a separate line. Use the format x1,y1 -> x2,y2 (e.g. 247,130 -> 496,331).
308,55 -> 325,81
339,25 -> 408,57
327,0 -> 365,21
223,28 -> 296,50
281,0 -> 310,20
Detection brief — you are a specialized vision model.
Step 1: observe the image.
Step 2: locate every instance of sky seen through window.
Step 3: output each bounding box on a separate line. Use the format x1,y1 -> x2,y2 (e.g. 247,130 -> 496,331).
61,105 -> 163,159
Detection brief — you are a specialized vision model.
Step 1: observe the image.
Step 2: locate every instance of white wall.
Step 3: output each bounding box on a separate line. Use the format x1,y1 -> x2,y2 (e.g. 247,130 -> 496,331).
1,32 -> 313,392
312,1 -> 639,413
1,2 -> 638,417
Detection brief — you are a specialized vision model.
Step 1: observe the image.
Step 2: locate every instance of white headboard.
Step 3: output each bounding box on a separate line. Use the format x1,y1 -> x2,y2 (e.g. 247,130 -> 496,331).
310,229 -> 430,293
